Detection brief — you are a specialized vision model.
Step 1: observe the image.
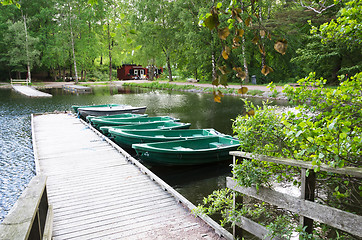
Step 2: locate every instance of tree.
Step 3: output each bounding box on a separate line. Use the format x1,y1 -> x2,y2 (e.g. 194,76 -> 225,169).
4,19 -> 39,79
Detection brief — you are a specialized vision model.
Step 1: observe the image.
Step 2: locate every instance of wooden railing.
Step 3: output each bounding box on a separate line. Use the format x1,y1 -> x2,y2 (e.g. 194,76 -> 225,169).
228,151 -> 362,239
11,78 -> 30,85
0,175 -> 53,240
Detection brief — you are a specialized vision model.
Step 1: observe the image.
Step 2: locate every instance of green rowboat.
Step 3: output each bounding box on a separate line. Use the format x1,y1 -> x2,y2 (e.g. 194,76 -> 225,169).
110,129 -> 223,148
77,105 -> 147,118
86,113 -> 148,122
91,116 -> 179,129
72,104 -> 123,113
132,136 -> 240,166
100,121 -> 191,136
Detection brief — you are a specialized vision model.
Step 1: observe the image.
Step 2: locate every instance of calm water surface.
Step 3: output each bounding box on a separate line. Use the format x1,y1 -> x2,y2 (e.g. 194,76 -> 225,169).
0,85 -> 287,222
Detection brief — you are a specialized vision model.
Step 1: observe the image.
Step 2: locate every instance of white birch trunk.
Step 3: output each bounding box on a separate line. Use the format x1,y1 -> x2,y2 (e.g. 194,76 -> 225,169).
23,14 -> 31,83
68,2 -> 79,84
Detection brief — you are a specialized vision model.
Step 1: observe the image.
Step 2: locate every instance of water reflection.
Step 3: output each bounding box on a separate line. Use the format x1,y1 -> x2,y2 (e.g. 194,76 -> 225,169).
0,85 -> 288,222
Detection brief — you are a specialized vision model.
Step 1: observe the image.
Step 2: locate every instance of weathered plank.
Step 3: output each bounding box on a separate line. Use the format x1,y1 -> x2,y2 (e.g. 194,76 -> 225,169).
32,113 -> 232,240
0,175 -> 47,240
230,151 -> 362,178
227,177 -> 362,237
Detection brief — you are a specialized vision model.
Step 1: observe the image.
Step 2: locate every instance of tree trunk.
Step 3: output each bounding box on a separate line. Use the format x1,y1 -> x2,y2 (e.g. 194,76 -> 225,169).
259,4 -> 266,72
212,51 -> 217,81
163,48 -> 173,82
68,1 -> 79,84
22,13 -> 31,83
107,23 -> 112,82
240,1 -> 249,83
331,56 -> 342,84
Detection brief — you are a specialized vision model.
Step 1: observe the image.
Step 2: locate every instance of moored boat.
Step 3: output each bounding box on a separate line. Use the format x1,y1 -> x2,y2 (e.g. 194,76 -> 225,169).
100,121 -> 191,136
72,104 -> 122,113
132,136 -> 240,166
91,116 -> 179,129
86,113 -> 148,122
109,129 -> 222,148
77,105 -> 147,118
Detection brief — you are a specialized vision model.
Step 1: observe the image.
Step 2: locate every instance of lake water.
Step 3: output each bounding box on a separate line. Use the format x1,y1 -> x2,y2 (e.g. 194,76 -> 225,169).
0,85 -> 287,222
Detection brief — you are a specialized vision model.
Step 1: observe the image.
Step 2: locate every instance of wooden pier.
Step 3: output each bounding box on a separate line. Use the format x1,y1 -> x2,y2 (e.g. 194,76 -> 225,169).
12,85 -> 52,97
63,85 -> 92,94
31,113 -> 232,239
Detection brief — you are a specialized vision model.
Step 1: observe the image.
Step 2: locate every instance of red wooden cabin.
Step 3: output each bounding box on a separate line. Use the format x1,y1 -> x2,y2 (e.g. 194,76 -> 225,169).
117,64 -> 163,80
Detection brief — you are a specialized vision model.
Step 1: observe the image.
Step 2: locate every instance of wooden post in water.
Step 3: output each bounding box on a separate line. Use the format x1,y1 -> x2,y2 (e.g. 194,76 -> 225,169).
300,168 -> 316,235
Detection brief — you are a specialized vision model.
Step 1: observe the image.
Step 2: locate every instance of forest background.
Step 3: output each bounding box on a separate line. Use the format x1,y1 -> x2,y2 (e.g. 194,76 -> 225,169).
0,0 -> 361,85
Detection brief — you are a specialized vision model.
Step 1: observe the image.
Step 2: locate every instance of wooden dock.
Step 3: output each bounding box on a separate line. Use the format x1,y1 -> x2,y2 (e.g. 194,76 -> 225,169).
63,85 -> 92,94
12,85 -> 52,97
32,113 -> 232,240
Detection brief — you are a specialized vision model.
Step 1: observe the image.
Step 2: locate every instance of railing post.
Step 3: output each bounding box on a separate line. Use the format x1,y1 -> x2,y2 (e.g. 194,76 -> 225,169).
300,168 -> 316,235
232,155 -> 236,238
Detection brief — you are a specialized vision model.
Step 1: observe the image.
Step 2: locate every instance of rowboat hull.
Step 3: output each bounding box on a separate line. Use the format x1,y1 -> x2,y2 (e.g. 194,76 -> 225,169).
132,136 -> 240,166
91,116 -> 179,129
100,121 -> 191,136
72,104 -> 122,113
110,129 -> 223,148
86,113 -> 148,123
77,105 -> 147,118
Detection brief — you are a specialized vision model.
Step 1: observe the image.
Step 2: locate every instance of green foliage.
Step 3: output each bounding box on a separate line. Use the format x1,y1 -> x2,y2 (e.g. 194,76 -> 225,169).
247,89 -> 264,96
3,19 -> 40,72
197,72 -> 361,239
314,0 -> 362,47
266,215 -> 294,239
283,72 -> 362,168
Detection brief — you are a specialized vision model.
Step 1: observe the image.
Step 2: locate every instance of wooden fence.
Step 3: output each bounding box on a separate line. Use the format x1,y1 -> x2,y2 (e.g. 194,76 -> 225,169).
228,151 -> 362,239
0,175 -> 53,240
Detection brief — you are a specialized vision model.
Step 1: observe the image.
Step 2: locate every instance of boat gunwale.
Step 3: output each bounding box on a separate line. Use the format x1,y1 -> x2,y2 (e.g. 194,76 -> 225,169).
132,136 -> 240,153
111,128 -> 220,142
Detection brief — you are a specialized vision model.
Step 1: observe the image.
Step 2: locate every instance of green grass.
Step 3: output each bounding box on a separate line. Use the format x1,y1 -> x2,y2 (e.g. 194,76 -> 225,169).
248,89 -> 265,96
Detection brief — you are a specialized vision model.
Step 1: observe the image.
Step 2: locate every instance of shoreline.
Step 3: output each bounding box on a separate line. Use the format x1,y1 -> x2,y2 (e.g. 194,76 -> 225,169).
0,80 -> 288,101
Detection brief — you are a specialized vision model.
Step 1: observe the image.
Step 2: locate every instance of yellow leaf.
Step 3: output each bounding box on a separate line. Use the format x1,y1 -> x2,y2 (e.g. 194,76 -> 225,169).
236,29 -> 244,38
258,44 -> 265,55
261,65 -> 274,76
218,65 -> 228,75
247,109 -> 255,116
252,35 -> 259,44
260,30 -> 266,38
212,78 -> 220,86
222,51 -> 229,60
214,94 -> 221,103
213,90 -> 222,103
233,37 -> 240,49
222,46 -> 230,60
238,87 -> 248,94
218,27 -> 230,40
233,67 -> 246,80
268,32 -> 272,40
245,16 -> 251,27
274,39 -> 288,55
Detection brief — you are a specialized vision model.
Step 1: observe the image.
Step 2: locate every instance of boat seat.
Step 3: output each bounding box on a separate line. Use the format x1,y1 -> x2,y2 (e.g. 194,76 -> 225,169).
209,142 -> 226,148
173,146 -> 193,151
192,134 -> 204,137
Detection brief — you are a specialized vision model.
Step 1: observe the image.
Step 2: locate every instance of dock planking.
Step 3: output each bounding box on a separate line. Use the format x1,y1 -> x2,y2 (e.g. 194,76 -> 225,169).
12,85 -> 52,97
32,113 -> 231,240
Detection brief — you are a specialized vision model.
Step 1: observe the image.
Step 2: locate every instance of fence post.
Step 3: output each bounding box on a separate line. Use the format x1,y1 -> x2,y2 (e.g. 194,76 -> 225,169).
300,168 -> 316,234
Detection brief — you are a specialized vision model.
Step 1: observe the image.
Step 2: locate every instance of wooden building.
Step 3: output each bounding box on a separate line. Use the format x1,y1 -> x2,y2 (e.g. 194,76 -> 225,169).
117,64 -> 162,80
